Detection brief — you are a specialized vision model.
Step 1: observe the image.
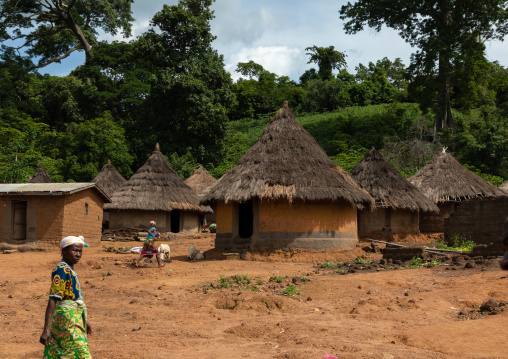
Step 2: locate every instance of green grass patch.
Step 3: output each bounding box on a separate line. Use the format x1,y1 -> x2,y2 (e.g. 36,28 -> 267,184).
435,235 -> 476,252
355,257 -> 373,264
317,261 -> 340,268
280,284 -> 302,297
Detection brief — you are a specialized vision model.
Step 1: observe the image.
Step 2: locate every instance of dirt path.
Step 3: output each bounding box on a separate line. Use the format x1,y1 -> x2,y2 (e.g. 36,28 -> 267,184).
1,235 -> 507,359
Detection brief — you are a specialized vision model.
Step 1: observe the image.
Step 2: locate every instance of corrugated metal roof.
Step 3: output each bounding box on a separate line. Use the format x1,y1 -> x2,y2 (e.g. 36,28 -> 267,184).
0,183 -> 111,202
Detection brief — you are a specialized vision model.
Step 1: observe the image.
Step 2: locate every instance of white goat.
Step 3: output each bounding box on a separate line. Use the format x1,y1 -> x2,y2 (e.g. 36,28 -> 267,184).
188,245 -> 204,260
158,244 -> 171,262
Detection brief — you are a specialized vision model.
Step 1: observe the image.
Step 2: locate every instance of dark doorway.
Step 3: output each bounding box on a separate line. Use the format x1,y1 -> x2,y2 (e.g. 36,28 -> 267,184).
238,200 -> 253,238
13,201 -> 27,241
171,210 -> 180,233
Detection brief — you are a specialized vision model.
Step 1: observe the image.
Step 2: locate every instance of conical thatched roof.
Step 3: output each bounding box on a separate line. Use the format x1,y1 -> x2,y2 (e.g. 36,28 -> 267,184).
500,181 -> 508,194
92,160 -> 127,197
28,163 -> 53,183
408,151 -> 507,204
202,102 -> 374,209
350,148 -> 439,213
105,144 -> 210,213
184,167 -> 217,198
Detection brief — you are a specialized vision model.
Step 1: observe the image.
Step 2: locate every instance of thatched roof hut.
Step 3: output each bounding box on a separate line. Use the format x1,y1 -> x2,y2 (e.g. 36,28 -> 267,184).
350,148 -> 438,213
92,160 -> 127,197
28,163 -> 53,183
203,102 -> 373,252
500,181 -> 508,194
106,144 -> 207,213
408,151 -> 506,204
185,167 -> 217,197
202,102 -> 373,209
408,150 -> 507,238
350,148 -> 438,241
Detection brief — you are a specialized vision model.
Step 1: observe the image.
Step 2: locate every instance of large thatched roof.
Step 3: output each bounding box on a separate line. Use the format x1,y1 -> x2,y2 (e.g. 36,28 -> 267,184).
350,148 -> 439,213
500,181 -> 508,194
28,163 -> 53,183
202,102 -> 374,209
105,144 -> 210,213
184,167 -> 217,198
92,160 -> 127,197
408,151 -> 506,204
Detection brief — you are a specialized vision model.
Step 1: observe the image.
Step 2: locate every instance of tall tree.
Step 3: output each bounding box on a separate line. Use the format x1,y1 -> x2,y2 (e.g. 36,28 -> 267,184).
132,0 -> 234,167
305,45 -> 347,80
0,0 -> 134,68
340,0 -> 508,134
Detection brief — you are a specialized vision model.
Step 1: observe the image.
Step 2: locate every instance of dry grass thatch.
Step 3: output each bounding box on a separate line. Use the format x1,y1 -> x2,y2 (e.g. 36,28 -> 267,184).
92,160 -> 127,197
202,102 -> 374,209
28,163 -> 53,183
408,151 -> 507,204
184,167 -> 217,197
500,181 -> 508,194
350,148 -> 439,213
105,144 -> 210,213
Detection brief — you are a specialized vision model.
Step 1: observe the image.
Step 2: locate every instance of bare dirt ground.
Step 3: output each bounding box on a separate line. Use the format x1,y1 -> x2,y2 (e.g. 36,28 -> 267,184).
1,233 -> 508,359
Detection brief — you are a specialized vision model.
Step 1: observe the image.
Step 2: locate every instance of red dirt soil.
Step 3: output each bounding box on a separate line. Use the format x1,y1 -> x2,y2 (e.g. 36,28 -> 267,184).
1,233 -> 508,359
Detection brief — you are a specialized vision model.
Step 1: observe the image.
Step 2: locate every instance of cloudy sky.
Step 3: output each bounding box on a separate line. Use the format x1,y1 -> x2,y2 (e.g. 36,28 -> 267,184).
42,0 -> 508,81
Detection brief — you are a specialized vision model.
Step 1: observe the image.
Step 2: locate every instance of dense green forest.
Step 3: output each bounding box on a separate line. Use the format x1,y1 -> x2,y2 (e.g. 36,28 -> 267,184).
0,0 -> 507,185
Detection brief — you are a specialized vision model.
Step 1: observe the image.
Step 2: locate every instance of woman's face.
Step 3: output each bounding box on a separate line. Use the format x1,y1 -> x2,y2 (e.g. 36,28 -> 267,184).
62,244 -> 83,266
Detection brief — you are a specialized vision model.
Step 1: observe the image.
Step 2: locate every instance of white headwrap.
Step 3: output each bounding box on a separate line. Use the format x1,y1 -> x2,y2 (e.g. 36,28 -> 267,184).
60,236 -> 89,252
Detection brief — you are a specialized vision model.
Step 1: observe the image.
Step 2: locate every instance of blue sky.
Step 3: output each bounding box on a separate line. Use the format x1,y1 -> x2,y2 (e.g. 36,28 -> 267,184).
40,0 -> 508,81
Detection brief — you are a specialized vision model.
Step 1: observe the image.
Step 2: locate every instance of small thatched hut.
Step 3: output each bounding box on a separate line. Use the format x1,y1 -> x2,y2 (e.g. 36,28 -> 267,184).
350,148 -> 439,241
408,150 -> 507,244
501,181 -> 508,194
92,160 -> 127,229
28,163 -> 53,183
92,160 -> 127,197
184,167 -> 217,225
202,102 -> 374,252
105,144 -> 210,233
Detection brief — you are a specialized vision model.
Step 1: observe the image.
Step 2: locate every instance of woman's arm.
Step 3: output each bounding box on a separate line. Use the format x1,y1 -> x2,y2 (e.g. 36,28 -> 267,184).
40,297 -> 58,346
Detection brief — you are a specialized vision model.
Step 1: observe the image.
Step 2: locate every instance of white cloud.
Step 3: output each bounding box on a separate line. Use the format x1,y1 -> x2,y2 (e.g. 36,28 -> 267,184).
226,46 -> 304,81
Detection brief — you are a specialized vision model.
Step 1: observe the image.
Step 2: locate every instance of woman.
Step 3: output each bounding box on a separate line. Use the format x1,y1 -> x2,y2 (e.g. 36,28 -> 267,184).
134,220 -> 164,268
40,236 -> 93,358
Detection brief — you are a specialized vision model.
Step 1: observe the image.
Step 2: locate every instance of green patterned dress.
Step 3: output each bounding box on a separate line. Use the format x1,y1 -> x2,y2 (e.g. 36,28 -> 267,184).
43,262 -> 91,359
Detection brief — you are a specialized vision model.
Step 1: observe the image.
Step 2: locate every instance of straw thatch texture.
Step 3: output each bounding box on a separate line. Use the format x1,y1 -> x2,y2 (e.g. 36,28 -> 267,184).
408,152 -> 506,204
202,102 -> 374,209
184,167 -> 217,197
105,144 -> 210,213
28,163 -> 53,183
92,160 -> 127,197
350,148 -> 439,213
500,181 -> 508,194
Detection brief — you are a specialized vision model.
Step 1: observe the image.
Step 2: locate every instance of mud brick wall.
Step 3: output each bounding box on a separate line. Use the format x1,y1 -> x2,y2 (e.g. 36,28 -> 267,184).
34,196 -> 65,248
444,197 -> 508,245
382,247 -> 426,261
62,189 -> 104,248
471,244 -> 505,257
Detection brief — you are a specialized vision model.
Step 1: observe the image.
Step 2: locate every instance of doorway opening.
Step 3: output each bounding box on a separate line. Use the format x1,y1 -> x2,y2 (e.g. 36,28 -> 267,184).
238,200 -> 253,238
13,201 -> 27,241
171,210 -> 180,233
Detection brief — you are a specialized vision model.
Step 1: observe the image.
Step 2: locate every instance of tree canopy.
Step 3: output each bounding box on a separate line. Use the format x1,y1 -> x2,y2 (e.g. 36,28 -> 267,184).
340,0 -> 508,134
0,0 -> 134,67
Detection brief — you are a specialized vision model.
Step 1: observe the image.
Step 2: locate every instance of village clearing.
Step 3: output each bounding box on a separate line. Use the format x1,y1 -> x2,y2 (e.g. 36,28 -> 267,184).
1,233 -> 508,359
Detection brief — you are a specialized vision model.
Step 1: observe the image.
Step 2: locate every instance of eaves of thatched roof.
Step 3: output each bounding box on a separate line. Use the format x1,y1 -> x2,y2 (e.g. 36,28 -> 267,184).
350,148 -> 439,213
408,151 -> 507,204
105,144 -> 211,213
184,167 -> 217,198
500,181 -> 508,194
28,163 -> 53,183
92,160 -> 127,197
202,102 -> 374,210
